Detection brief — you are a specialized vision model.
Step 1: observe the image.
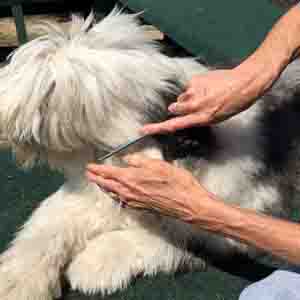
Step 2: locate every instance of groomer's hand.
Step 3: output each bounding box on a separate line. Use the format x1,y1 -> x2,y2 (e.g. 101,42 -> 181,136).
142,68 -> 266,135
141,4 -> 300,135
86,155 -> 215,221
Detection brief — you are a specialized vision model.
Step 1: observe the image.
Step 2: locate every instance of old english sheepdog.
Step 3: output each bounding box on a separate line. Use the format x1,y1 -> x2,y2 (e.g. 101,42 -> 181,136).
0,8 -> 299,299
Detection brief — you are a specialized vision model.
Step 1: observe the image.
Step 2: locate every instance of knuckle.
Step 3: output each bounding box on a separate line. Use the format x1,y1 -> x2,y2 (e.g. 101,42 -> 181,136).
186,88 -> 196,97
199,112 -> 214,123
185,82 -> 193,90
119,188 -> 132,199
119,172 -> 132,183
110,180 -> 120,190
188,101 -> 199,111
155,161 -> 171,174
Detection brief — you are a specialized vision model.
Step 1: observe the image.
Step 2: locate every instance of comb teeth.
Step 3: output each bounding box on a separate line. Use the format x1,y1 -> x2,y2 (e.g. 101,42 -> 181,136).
97,135 -> 149,163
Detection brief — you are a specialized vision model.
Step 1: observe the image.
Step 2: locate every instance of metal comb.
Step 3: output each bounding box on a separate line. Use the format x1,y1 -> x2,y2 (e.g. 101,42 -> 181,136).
97,135 -> 149,163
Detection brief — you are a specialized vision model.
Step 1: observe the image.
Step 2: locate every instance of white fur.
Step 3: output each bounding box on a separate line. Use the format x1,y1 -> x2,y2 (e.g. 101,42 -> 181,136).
0,8 -> 297,299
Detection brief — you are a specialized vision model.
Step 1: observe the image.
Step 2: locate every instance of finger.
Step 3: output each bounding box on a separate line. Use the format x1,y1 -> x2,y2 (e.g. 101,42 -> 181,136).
169,98 -> 202,115
140,122 -> 172,135
140,114 -> 209,134
123,154 -> 148,167
165,114 -> 212,129
123,154 -> 166,169
177,88 -> 195,103
85,170 -> 99,182
87,164 -> 145,188
139,120 -> 181,135
86,163 -> 126,179
140,123 -> 163,135
86,170 -> 137,200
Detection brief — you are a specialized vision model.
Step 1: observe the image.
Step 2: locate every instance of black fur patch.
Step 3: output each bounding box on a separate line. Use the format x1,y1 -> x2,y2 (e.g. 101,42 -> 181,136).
156,126 -> 218,162
260,91 -> 300,173
251,91 -> 300,216
145,76 -> 219,162
142,77 -> 186,125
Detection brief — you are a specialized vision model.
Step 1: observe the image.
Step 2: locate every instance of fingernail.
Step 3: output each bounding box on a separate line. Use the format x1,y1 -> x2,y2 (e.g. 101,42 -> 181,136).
86,163 -> 101,171
141,126 -> 153,135
86,163 -> 95,169
86,170 -> 97,181
141,125 -> 154,135
124,154 -> 137,163
168,103 -> 177,112
140,127 -> 149,134
123,155 -> 132,163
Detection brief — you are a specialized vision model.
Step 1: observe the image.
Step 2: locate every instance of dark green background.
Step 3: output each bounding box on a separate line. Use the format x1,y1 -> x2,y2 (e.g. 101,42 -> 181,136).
119,0 -> 284,63
0,1 -> 287,299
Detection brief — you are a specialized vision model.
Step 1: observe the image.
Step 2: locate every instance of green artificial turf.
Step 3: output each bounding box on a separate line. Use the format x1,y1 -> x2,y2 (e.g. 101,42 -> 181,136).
119,0 -> 284,64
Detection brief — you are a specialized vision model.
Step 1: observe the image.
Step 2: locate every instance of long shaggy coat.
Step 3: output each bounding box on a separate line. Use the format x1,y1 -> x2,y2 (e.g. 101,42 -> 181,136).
0,8 -> 299,299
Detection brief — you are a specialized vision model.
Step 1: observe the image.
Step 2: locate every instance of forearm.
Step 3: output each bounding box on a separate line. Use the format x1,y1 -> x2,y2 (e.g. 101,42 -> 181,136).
188,191 -> 300,265
197,6 -> 300,262
237,4 -> 300,99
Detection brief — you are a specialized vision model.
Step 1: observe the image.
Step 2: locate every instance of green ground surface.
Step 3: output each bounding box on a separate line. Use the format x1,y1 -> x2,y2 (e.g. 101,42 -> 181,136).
119,0 -> 284,63
0,1 -> 287,299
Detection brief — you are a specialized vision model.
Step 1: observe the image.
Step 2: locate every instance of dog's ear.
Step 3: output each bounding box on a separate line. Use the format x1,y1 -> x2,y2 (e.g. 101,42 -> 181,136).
0,45 -> 55,147
0,7 -> 175,165
0,22 -> 132,155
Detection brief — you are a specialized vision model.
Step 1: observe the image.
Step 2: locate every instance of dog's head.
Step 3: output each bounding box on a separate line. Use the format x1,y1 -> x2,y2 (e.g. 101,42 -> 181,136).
0,9 -> 180,169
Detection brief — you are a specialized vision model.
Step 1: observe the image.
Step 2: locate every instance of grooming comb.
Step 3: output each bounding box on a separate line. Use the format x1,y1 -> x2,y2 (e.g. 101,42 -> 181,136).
97,135 -> 149,163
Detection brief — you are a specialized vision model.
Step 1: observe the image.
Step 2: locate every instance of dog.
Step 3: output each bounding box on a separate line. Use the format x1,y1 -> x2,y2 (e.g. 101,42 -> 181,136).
0,8 -> 300,299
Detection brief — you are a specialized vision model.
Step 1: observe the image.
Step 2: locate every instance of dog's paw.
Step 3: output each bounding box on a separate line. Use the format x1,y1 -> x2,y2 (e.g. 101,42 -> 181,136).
66,233 -> 139,296
66,229 -> 193,296
178,255 -> 206,272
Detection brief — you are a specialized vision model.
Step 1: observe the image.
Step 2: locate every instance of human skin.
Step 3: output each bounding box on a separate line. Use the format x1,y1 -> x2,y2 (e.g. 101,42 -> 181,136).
86,156 -> 300,265
142,4 -> 300,134
86,5 -> 300,265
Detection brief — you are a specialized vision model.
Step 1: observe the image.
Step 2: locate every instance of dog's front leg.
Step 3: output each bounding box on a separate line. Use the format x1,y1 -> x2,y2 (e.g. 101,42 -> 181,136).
66,228 -> 205,296
0,183 -> 105,300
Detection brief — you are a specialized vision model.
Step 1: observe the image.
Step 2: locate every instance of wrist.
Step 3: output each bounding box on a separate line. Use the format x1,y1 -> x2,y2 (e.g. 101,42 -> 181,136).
184,187 -> 300,264
185,188 -> 249,236
236,52 -> 282,97
184,188 -> 226,227
236,6 -> 300,97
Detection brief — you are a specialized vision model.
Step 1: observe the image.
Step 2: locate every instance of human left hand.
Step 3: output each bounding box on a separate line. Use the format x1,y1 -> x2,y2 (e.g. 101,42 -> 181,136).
86,155 -> 214,221
141,69 -> 260,135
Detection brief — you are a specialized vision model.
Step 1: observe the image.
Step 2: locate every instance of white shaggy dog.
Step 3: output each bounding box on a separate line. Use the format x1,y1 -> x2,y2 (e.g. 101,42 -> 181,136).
0,8 -> 300,299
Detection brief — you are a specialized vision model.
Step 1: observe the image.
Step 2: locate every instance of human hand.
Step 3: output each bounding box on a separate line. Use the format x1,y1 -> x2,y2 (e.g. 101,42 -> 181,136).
86,155 -> 215,222
142,68 -> 266,135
